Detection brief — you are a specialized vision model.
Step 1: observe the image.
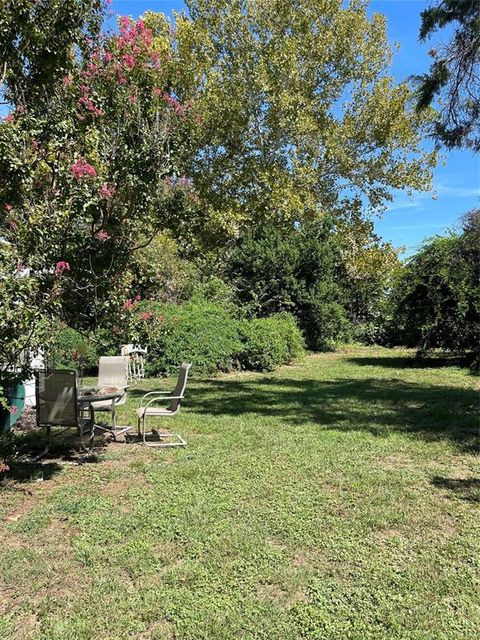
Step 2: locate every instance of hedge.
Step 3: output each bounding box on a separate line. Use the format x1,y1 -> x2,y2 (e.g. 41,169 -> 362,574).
130,302 -> 304,376
238,313 -> 305,371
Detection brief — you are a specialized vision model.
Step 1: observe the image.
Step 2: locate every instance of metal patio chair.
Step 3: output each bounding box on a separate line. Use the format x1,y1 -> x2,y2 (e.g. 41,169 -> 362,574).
89,356 -> 131,438
135,362 -> 191,448
35,369 -> 94,458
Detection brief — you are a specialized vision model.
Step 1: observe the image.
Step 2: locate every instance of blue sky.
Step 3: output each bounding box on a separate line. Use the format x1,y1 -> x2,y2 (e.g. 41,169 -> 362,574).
109,0 -> 479,255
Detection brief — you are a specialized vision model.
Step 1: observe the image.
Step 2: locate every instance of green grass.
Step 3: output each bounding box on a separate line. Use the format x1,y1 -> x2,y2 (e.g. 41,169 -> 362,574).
1,346 -> 479,640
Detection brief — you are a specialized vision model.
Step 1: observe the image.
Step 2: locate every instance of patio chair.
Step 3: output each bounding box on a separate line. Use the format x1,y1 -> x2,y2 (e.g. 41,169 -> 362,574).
89,356 -> 131,438
135,362 -> 191,448
35,369 -> 94,458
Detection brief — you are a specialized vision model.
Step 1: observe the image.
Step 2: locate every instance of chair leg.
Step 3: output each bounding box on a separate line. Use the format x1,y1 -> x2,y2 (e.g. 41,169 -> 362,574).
141,415 -> 186,448
33,425 -> 51,461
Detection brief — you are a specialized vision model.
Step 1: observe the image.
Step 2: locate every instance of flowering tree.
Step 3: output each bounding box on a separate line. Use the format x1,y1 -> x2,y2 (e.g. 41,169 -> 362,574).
0,4 -> 198,345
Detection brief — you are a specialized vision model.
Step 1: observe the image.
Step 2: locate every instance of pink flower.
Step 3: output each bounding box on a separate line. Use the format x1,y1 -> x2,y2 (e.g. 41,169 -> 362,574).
55,261 -> 71,276
62,76 -> 73,87
4,114 -> 14,123
9,406 -> 18,415
71,158 -> 97,179
135,294 -> 141,301
138,311 -> 153,322
4,204 -> 13,212
104,51 -> 113,63
122,54 -> 135,69
96,229 -> 110,241
99,182 -> 116,199
119,16 -> 130,31
123,299 -> 135,310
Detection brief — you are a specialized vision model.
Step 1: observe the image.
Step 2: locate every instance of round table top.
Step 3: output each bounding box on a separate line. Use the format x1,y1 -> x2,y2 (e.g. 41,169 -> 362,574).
78,387 -> 125,404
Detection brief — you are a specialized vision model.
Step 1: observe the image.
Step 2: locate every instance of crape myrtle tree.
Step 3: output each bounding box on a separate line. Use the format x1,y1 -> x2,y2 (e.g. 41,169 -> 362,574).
0,2 -> 199,347
0,0 -> 108,398
167,0 -> 437,239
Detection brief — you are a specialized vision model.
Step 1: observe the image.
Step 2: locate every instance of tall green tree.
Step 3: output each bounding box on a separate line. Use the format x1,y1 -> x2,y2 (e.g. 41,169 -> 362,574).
336,219 -> 402,343
168,0 -> 436,237
388,209 -> 480,356
416,0 -> 480,151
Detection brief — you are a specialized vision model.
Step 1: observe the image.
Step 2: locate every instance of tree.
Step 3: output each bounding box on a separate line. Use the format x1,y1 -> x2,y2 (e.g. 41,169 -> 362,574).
0,240 -> 61,406
0,6 -> 197,337
387,211 -> 480,356
226,221 -> 350,350
335,218 -> 402,343
0,0 -> 105,108
416,0 -> 480,150
0,0 -> 108,402
167,0 -> 436,237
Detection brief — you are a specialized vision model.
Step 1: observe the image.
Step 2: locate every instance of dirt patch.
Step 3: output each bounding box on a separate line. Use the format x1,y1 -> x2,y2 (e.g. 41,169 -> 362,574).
137,619 -> 176,639
379,454 -> 414,470
266,538 -> 287,552
13,613 -> 40,640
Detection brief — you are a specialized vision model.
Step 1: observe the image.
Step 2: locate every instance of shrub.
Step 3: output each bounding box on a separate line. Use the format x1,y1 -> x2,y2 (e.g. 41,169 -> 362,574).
139,300 -> 242,376
49,326 -> 98,372
226,222 -> 351,350
299,295 -> 351,351
238,313 -> 304,371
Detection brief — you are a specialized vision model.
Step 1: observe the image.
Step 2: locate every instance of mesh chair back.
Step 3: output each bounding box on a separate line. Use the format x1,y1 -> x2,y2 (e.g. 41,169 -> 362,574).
168,363 -> 191,412
97,356 -> 128,389
35,370 -> 78,427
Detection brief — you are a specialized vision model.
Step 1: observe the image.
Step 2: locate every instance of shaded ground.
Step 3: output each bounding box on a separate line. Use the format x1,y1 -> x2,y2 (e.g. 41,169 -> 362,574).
0,347 -> 479,640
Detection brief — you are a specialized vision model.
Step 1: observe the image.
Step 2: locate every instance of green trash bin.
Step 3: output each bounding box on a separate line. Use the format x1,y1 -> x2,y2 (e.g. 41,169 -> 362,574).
0,383 -> 26,432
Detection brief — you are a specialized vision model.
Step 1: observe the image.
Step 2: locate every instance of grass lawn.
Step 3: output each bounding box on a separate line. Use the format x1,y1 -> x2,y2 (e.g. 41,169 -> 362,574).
0,346 -> 479,640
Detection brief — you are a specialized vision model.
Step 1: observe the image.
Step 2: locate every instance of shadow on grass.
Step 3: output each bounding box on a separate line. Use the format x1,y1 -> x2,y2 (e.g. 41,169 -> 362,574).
160,376 -> 480,453
1,461 -> 64,487
346,355 -> 473,370
432,477 -> 480,503
1,428 -> 108,485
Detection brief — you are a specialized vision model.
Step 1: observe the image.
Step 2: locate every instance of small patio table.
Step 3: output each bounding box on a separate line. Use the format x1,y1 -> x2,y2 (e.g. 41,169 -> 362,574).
78,386 -> 132,440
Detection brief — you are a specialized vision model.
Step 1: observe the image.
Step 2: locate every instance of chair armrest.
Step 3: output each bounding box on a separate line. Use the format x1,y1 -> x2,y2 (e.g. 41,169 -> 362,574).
144,395 -> 184,409
139,390 -> 171,406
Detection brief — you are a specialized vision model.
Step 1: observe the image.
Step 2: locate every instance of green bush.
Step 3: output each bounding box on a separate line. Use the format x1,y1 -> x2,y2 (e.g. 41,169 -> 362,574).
238,313 -> 304,371
140,300 -> 242,376
50,326 -> 98,372
299,294 -> 351,352
226,222 -> 352,350
116,301 -> 304,376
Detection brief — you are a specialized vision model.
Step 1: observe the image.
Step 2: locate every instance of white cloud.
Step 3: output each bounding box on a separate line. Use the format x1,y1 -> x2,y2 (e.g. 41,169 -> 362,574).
383,223 -> 446,231
435,184 -> 480,198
